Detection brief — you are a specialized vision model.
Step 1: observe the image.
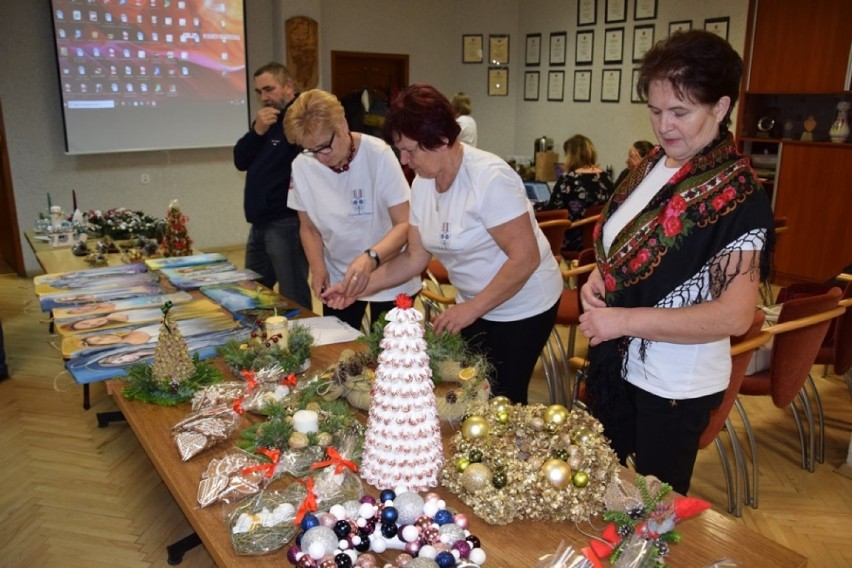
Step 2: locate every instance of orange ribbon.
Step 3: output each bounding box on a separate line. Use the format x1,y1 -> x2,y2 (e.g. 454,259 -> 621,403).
241,447 -> 280,479
281,373 -> 297,388
241,370 -> 258,393
232,397 -> 244,415
294,478 -> 317,525
310,446 -> 358,475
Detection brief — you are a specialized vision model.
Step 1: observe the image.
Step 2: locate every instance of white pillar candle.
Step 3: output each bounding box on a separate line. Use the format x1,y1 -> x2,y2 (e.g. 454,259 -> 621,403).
265,315 -> 289,348
292,409 -> 319,433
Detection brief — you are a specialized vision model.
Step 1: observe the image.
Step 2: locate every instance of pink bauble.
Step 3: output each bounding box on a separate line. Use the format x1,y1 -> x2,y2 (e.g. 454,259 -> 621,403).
453,513 -> 469,530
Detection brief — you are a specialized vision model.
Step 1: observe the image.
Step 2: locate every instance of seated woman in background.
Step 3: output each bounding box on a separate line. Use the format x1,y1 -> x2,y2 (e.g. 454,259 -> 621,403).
451,92 -> 477,147
538,134 -> 614,252
614,139 -> 655,187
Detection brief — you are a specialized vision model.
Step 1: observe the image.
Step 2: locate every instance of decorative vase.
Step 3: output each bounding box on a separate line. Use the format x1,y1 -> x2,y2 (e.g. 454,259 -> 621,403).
829,101 -> 850,143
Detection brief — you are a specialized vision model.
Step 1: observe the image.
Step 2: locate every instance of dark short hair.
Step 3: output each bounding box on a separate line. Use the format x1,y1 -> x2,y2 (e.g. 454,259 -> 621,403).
383,84 -> 461,150
636,30 -> 742,130
253,62 -> 296,89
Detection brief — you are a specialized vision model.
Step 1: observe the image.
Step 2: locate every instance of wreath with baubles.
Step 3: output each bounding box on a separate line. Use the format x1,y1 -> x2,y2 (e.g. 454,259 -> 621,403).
441,399 -> 619,525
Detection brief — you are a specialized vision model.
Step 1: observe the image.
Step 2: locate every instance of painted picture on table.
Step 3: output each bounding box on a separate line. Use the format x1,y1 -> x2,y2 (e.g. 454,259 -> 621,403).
34,263 -> 148,287
145,252 -> 227,271
167,268 -> 261,290
52,291 -> 194,321
61,312 -> 239,359
34,270 -> 158,296
55,298 -> 224,336
38,283 -> 166,313
65,327 -> 251,385
201,280 -> 300,321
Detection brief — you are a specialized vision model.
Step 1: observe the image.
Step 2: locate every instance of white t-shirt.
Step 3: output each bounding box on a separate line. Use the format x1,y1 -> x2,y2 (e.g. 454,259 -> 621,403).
456,115 -> 477,147
601,159 -> 767,399
410,145 -> 563,321
288,134 -> 422,301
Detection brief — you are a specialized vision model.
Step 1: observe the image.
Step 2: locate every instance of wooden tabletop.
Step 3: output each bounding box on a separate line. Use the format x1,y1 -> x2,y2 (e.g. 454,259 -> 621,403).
106,344 -> 808,568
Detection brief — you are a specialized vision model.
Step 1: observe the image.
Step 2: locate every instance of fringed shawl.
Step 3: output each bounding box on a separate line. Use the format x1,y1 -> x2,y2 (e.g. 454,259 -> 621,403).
586,132 -> 774,424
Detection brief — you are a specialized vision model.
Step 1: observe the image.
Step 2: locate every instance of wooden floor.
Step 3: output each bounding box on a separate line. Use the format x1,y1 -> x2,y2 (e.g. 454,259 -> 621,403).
1,256 -> 850,566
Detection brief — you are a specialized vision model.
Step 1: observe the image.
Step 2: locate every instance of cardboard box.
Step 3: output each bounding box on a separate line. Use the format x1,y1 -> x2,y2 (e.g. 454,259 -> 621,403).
535,151 -> 558,182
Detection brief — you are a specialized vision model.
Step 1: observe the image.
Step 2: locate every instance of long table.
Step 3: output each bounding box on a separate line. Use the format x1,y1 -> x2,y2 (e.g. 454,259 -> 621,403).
105,342 -> 808,568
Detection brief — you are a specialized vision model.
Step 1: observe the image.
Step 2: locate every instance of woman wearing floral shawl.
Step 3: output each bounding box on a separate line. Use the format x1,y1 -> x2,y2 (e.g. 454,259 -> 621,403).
578,30 -> 774,495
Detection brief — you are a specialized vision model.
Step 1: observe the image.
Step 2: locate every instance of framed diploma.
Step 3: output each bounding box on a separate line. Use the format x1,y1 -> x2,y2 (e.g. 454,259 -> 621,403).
575,30 -> 594,66
631,68 -> 643,103
634,0 -> 657,21
668,20 -> 692,36
632,25 -> 655,63
525,33 -> 541,66
577,0 -> 597,27
601,69 -> 621,103
704,17 -> 729,41
549,32 -> 567,66
604,27 -> 624,64
488,66 -> 509,96
573,70 -> 592,102
605,0 -> 626,23
547,71 -> 565,102
524,71 -> 540,101
489,34 -> 510,65
462,34 -> 483,64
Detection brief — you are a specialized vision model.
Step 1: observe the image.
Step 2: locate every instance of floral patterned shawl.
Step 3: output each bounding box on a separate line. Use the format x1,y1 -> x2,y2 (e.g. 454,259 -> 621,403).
586,132 -> 774,422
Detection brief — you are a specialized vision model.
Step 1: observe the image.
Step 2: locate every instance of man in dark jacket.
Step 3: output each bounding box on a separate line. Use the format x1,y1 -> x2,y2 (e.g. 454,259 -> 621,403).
233,62 -> 312,309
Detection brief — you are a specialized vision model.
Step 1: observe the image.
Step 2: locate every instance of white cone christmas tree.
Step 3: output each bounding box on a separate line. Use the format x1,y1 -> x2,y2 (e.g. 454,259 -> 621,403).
360,295 -> 444,492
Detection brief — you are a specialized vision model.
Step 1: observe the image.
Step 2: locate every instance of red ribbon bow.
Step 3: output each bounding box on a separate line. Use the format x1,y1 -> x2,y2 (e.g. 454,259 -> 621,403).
232,397 -> 244,415
294,478 -> 317,525
241,370 -> 258,393
281,373 -> 297,388
241,447 -> 280,479
310,446 -> 358,475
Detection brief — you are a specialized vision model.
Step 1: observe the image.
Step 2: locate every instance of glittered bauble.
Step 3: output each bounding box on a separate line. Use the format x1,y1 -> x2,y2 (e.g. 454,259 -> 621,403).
438,522 -> 465,544
571,426 -> 596,445
541,458 -> 572,489
455,457 -> 470,472
572,470 -> 590,488
461,416 -> 490,440
302,513 -> 321,531
452,539 -> 472,558
434,551 -> 456,568
407,557 -> 440,568
395,491 -> 426,525
297,555 -> 318,568
544,404 -> 569,425
460,462 -> 493,493
489,395 -> 512,413
433,509 -> 454,526
301,526 -> 339,559
495,409 -> 509,424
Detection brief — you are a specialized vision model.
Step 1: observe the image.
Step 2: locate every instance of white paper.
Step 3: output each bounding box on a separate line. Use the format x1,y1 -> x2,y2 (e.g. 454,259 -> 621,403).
296,316 -> 362,346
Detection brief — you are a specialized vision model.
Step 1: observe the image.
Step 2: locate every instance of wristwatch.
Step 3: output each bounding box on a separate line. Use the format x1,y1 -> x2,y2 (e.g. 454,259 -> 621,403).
364,248 -> 380,267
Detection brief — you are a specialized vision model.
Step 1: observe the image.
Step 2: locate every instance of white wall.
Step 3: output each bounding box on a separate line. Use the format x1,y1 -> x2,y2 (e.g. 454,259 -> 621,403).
0,0 -> 747,275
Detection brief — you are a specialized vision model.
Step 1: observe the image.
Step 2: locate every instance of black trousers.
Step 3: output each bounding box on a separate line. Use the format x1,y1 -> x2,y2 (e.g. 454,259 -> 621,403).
461,299 -> 560,405
604,380 -> 724,495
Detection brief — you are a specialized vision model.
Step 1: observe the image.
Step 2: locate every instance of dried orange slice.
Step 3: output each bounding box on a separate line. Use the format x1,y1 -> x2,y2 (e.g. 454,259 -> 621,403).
458,367 -> 477,381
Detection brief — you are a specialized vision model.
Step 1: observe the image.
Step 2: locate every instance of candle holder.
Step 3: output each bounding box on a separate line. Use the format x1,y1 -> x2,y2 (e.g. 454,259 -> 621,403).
829,101 -> 850,143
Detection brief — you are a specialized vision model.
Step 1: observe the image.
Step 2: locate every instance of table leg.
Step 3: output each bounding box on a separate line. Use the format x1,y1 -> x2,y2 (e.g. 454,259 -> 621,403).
96,411 -> 125,427
167,532 -> 202,565
83,384 -> 90,410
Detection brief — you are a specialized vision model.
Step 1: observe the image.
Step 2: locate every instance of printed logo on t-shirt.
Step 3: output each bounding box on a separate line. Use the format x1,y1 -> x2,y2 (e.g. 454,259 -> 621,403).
349,188 -> 372,216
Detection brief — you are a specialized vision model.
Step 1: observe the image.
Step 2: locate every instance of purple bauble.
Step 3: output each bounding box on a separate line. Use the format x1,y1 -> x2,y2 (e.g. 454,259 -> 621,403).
452,540 -> 471,559
287,545 -> 302,565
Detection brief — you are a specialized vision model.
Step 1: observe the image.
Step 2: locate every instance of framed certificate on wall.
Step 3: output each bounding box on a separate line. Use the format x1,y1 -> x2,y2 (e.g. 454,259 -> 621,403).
489,34 -> 510,65
488,67 -> 509,96
632,25 -> 655,62
549,32 -> 567,66
577,0 -> 597,26
547,71 -> 565,101
524,71 -> 540,101
601,69 -> 621,102
604,27 -> 624,64
525,33 -> 541,66
575,30 -> 594,66
573,70 -> 592,102
462,34 -> 483,63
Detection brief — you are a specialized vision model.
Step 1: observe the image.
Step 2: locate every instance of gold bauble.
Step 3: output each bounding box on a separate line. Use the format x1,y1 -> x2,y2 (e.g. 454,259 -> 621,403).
530,417 -> 545,432
489,396 -> 512,413
455,457 -> 471,472
316,431 -> 333,448
572,471 -> 590,488
544,404 -> 569,426
571,426 -> 596,446
461,462 -> 493,493
461,416 -> 491,440
541,458 -> 572,489
495,410 -> 509,424
288,431 -> 309,449
305,401 -> 322,412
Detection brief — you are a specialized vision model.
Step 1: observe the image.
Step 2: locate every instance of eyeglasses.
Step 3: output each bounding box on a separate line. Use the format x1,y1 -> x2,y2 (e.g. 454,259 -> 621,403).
302,132 -> 336,156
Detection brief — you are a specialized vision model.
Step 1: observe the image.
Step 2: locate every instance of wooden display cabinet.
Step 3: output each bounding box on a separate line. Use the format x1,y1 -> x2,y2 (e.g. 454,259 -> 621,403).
737,0 -> 852,284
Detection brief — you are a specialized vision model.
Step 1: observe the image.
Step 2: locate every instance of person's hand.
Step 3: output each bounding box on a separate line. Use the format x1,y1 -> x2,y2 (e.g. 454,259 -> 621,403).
580,268 -> 607,312
431,303 -> 479,335
341,254 -> 374,297
253,106 -> 280,136
310,267 -> 330,304
578,307 -> 624,347
321,283 -> 357,310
